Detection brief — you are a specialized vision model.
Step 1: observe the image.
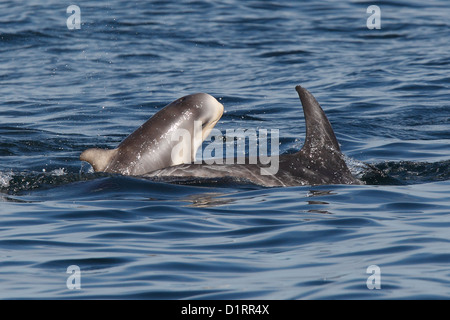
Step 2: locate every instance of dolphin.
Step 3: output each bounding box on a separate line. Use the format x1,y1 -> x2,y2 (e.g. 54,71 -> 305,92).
80,93 -> 224,175
144,86 -> 362,186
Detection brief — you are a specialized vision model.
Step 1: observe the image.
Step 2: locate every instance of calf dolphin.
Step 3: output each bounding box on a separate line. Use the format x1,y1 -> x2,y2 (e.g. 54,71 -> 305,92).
144,86 -> 361,186
80,93 -> 224,175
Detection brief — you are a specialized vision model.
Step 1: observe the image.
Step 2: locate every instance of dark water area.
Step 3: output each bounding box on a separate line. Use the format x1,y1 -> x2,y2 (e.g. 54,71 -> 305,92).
0,0 -> 449,299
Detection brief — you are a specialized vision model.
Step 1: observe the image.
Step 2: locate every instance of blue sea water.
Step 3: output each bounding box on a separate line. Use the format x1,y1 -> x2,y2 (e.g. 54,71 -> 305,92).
0,0 -> 449,299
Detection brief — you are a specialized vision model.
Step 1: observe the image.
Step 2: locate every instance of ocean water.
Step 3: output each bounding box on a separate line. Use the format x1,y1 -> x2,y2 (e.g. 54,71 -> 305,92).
0,0 -> 449,299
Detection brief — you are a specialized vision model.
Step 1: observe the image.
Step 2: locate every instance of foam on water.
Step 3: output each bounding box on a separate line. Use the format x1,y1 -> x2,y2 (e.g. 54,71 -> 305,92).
0,171 -> 13,188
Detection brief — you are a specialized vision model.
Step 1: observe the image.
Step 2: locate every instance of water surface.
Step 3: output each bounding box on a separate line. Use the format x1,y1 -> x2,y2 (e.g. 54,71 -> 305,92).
0,0 -> 449,299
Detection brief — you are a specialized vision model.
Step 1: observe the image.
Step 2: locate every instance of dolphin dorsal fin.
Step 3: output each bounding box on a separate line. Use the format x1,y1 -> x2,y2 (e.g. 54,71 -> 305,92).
80,148 -> 118,172
295,86 -> 341,153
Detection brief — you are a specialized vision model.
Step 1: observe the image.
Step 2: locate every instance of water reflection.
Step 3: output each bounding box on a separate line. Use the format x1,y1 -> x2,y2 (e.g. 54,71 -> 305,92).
183,192 -> 235,208
306,189 -> 333,214
306,189 -> 336,197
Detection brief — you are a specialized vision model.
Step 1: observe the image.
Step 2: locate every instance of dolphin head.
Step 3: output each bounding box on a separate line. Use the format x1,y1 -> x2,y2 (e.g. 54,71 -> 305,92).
168,93 -> 224,164
172,92 -> 224,139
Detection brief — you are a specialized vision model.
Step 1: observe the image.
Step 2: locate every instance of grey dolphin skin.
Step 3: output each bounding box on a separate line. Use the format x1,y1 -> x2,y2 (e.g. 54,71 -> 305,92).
145,86 -> 362,187
80,93 -> 224,175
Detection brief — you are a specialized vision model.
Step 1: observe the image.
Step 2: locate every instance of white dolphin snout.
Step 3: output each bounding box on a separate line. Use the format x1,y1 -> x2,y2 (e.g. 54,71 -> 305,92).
170,93 -> 224,166
199,94 -> 224,139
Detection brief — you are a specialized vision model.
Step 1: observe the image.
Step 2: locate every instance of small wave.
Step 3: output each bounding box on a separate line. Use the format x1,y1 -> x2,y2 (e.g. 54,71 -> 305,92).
343,156 -> 401,185
344,155 -> 373,179
0,169 -> 100,195
356,160 -> 449,185
43,168 -> 67,176
373,160 -> 450,184
344,156 -> 450,185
